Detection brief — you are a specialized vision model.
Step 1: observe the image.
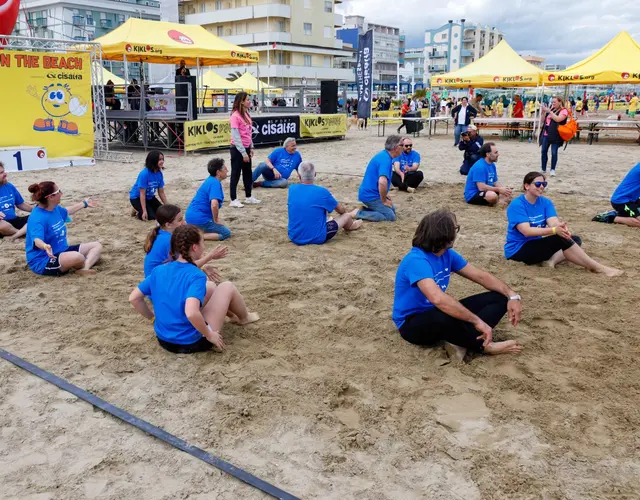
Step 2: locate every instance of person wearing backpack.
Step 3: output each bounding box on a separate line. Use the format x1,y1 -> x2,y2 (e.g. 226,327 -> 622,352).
540,96 -> 570,177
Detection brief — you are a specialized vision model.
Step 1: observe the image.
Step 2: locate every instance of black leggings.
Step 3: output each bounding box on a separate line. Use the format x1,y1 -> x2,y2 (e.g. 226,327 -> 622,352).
230,146 -> 253,200
399,291 -> 508,352
157,337 -> 213,354
509,235 -> 581,265
130,196 -> 162,220
392,171 -> 424,191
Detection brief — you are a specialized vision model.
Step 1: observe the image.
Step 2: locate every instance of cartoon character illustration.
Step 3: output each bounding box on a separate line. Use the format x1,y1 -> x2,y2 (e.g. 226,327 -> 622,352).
27,83 -> 88,135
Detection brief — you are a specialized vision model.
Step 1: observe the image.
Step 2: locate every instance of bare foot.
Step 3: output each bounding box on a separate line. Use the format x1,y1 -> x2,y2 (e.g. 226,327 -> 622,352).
541,259 -> 556,269
598,266 -> 623,277
236,312 -> 260,325
444,342 -> 467,362
224,312 -> 241,324
484,340 -> 522,355
347,219 -> 363,231
406,186 -> 416,193
130,208 -> 138,217
75,269 -> 98,276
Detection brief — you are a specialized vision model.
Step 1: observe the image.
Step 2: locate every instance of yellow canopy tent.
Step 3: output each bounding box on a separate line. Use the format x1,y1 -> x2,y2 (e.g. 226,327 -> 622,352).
232,72 -> 282,94
97,63 -> 125,85
541,31 -> 640,85
199,69 -> 243,105
92,18 -> 259,66
430,40 -> 543,88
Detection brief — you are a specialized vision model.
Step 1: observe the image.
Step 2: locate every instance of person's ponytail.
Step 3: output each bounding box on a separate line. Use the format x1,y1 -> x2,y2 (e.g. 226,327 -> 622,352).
144,226 -> 160,254
143,204 -> 182,254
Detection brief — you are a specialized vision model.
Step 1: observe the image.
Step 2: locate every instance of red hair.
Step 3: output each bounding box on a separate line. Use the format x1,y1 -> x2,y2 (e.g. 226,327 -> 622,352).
28,181 -> 56,204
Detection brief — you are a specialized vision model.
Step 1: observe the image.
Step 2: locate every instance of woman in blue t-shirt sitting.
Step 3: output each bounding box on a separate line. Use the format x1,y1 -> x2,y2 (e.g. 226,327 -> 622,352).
130,225 -> 259,354
506,172 -> 622,277
393,209 -> 523,361
25,181 -> 101,276
185,158 -> 231,241
143,204 -> 228,278
130,150 -> 167,221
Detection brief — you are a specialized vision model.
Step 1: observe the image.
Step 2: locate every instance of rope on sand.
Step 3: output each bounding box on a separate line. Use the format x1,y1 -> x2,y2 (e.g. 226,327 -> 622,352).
0,349 -> 300,500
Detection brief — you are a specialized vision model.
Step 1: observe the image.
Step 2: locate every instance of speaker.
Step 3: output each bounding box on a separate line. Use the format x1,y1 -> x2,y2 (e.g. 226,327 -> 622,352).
175,75 -> 197,120
320,80 -> 338,114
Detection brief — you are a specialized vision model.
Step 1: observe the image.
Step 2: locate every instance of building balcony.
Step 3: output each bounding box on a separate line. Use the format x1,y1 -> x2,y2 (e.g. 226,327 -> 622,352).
186,4 -> 290,26
333,39 -> 343,49
217,65 -> 354,81
224,32 -> 292,45
34,17 -> 47,27
334,13 -> 342,28
461,49 -> 472,57
85,17 -> 95,26
430,51 -> 447,58
100,19 -> 112,28
72,15 -> 84,26
73,36 -> 87,41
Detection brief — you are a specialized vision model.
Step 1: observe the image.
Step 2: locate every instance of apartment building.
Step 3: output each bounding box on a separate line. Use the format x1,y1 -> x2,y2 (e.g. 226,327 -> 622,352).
544,64 -> 567,71
522,55 -> 545,68
424,20 -> 504,81
180,0 -> 353,86
404,47 -> 425,87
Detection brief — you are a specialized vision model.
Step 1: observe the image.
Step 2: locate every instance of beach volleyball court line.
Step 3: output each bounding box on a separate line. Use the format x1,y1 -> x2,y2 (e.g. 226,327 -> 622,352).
0,348 -> 300,500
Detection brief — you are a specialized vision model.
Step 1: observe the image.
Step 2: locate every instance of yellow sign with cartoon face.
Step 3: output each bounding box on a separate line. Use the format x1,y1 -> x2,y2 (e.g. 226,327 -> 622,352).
0,50 -> 94,158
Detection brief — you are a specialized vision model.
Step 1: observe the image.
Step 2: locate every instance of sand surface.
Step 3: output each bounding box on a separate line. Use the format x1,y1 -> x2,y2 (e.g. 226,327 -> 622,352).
1,128 -> 640,499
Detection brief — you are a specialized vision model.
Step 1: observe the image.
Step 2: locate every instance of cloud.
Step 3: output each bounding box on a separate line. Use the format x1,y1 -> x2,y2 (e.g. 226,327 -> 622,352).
337,0 -> 640,64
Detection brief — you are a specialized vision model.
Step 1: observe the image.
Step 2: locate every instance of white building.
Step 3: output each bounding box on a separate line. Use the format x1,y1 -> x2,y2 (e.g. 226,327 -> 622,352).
180,0 -> 353,86
544,64 -> 567,71
404,47 -> 425,87
424,19 -> 504,82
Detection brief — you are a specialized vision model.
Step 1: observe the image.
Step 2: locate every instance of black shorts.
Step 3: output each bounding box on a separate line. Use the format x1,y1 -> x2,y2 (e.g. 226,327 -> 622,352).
41,244 -> 81,277
325,219 -> 339,242
467,191 -> 490,206
509,235 -> 581,265
611,200 -> 640,218
158,336 -> 213,354
0,215 -> 28,237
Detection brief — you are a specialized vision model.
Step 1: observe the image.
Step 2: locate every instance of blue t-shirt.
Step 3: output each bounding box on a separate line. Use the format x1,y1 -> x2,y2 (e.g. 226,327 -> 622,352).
392,247 -> 468,329
25,205 -> 70,274
185,177 -> 224,225
358,150 -> 394,203
129,168 -> 165,200
611,162 -> 640,205
505,194 -> 557,258
138,261 -> 207,345
287,183 -> 338,245
0,182 -> 25,220
268,148 -> 303,180
464,158 -> 498,202
144,229 -> 172,277
396,150 -> 421,173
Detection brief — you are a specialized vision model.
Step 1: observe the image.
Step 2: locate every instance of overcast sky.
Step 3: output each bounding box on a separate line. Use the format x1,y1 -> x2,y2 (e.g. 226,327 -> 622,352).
337,0 -> 640,65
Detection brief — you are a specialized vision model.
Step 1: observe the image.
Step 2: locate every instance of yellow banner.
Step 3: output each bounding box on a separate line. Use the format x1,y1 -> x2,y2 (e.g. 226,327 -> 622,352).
184,119 -> 230,151
0,50 -> 93,157
300,114 -> 346,138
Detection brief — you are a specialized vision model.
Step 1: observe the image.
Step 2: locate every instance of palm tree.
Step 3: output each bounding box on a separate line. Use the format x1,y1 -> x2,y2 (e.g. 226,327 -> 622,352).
227,71 -> 244,81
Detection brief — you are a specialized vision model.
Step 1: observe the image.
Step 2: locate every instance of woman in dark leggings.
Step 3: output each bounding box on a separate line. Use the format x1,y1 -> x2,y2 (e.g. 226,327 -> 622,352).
505,171 -> 622,276
393,209 -> 523,361
229,91 -> 260,208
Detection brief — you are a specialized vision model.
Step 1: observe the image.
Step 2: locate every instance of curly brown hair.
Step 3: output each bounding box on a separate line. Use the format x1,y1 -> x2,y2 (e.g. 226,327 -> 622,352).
170,224 -> 202,265
412,209 -> 459,253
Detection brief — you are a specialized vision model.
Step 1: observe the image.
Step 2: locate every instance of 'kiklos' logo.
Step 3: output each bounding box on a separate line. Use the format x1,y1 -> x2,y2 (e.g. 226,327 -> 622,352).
622,72 -> 630,79
168,29 -> 194,45
493,76 -> 500,83
436,78 -> 443,84
37,150 -> 46,158
548,74 -> 556,82
125,44 -> 132,52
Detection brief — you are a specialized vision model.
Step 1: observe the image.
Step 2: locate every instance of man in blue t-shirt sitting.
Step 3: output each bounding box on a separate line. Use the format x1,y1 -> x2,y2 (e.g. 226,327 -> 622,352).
391,137 -> 424,193
458,125 -> 484,175
609,162 -> 640,228
357,135 -> 404,222
0,162 -> 33,241
463,142 -> 513,207
252,137 -> 302,189
287,161 -> 362,245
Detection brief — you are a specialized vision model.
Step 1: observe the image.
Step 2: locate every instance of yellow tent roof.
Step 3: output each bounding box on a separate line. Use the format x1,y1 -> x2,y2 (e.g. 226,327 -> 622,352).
541,31 -> 640,85
202,69 -> 242,91
232,72 -> 282,94
93,18 -> 259,66
96,63 -> 125,85
430,40 -> 543,88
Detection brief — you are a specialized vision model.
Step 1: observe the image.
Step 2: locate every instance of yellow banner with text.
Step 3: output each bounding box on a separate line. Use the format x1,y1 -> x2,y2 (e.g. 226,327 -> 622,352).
300,114 -> 346,138
184,119 -> 231,151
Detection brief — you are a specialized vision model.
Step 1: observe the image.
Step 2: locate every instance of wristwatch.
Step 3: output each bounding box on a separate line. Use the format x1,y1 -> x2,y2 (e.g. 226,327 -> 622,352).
508,294 -> 521,301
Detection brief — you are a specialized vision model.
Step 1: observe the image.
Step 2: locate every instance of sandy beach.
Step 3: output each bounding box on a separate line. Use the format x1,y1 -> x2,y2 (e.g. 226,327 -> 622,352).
1,128 -> 640,499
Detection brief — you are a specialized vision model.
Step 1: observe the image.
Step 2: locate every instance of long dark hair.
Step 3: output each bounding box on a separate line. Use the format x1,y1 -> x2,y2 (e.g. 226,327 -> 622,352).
412,209 -> 459,254
170,225 -> 202,265
145,150 -> 164,173
144,204 -> 181,254
28,181 -> 56,205
232,91 -> 251,124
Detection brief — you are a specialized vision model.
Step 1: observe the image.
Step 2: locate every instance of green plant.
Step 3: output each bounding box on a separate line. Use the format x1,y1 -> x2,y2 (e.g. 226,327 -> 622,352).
227,71 -> 244,81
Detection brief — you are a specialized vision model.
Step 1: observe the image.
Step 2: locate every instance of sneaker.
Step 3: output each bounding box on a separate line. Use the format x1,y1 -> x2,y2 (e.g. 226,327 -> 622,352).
406,187 -> 416,193
550,170 -> 556,177
244,196 -> 261,204
229,199 -> 244,208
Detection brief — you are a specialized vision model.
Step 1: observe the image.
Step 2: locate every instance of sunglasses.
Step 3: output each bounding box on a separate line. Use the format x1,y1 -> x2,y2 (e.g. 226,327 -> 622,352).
404,145 -> 413,148
48,189 -> 62,197
533,181 -> 548,188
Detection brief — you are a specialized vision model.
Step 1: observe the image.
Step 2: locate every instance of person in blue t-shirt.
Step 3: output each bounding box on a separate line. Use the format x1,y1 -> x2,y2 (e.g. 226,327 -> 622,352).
288,161 -> 362,245
506,172 -> 622,276
143,204 -> 228,278
393,209 -> 523,360
357,135 -> 403,222
252,137 -> 303,189
130,225 -> 259,354
391,138 -> 424,193
185,158 -> 231,241
609,162 -> 640,228
25,181 -> 102,276
464,142 -> 513,206
129,150 -> 167,221
0,162 -> 33,241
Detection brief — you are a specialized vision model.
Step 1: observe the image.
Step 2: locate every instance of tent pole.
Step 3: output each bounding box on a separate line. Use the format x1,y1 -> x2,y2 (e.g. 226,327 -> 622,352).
257,63 -> 261,112
123,54 -> 129,111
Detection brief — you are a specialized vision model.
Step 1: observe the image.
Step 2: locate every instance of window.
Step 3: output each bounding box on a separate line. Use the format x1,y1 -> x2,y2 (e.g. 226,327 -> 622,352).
441,33 -> 447,40
236,0 -> 242,6
277,20 -> 285,32
324,26 -> 331,38
304,0 -> 311,7
324,1 -> 332,12
217,26 -> 223,36
304,55 -> 312,67
304,23 -> 312,36
324,56 -> 331,68
216,1 -> 222,10
200,3 -> 206,13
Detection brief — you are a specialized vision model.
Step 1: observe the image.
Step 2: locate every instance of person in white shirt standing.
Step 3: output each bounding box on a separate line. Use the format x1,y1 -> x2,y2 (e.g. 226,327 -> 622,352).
451,97 -> 478,146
